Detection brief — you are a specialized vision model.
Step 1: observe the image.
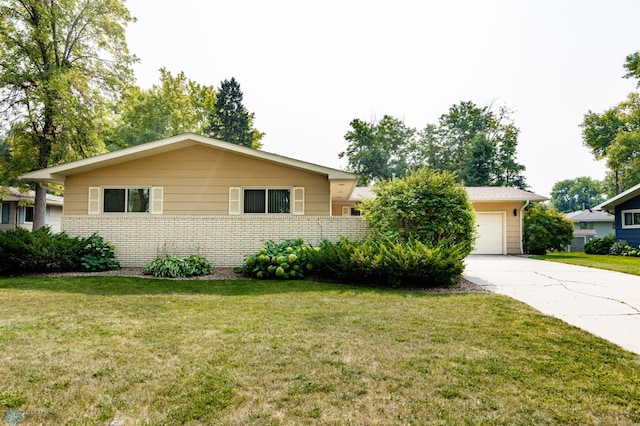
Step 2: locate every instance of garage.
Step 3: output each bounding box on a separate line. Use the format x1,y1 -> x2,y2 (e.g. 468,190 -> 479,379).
472,212 -> 505,254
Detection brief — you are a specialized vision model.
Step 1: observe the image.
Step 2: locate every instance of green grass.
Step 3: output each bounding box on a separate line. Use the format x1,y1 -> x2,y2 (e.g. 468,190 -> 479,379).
532,251 -> 640,276
1,277 -> 639,425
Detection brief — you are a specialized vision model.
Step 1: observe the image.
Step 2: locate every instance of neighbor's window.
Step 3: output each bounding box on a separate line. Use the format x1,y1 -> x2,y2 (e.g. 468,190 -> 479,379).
24,206 -> 34,222
244,189 -> 290,214
1,203 -> 9,224
103,188 -> 150,213
622,209 -> 640,229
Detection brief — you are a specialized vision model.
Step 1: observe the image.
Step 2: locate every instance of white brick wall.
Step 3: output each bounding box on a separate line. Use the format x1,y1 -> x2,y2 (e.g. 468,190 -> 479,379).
62,215 -> 371,267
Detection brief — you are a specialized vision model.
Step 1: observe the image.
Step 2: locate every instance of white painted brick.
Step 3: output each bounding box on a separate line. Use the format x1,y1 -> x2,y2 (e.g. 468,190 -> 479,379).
62,216 -> 370,267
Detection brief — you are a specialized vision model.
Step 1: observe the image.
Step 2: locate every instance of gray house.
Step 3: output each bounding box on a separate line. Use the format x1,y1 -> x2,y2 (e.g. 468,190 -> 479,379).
565,209 -> 615,251
0,187 -> 63,232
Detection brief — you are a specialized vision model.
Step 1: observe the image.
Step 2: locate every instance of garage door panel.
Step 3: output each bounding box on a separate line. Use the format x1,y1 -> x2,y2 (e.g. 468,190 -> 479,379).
473,213 -> 504,254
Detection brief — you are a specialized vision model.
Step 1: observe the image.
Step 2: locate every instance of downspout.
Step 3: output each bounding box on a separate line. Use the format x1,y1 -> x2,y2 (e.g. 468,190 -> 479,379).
519,200 -> 530,255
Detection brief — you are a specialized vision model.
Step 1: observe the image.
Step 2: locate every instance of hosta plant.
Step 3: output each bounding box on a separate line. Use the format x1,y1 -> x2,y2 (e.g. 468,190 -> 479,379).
240,238 -> 313,280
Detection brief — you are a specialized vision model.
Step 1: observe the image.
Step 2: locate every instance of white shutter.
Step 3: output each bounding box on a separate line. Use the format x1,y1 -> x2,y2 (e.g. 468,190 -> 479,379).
88,187 -> 100,214
150,187 -> 163,214
229,187 -> 241,215
342,206 -> 350,216
292,187 -> 304,215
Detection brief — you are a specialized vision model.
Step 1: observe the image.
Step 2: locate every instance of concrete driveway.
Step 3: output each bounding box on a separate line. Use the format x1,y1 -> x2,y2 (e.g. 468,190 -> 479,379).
463,255 -> 640,355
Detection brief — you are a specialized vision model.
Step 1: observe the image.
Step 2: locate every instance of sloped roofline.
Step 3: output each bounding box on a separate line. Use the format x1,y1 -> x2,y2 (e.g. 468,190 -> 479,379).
20,133 -> 357,184
594,181 -> 640,211
350,186 -> 548,202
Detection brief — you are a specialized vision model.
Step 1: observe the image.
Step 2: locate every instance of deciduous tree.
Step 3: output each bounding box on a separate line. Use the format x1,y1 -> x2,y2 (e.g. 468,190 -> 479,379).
340,115 -> 414,186
108,68 -> 216,150
550,177 -> 604,213
0,0 -> 136,229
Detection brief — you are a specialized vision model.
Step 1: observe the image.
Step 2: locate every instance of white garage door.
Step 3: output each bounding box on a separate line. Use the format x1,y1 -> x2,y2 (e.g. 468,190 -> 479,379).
473,213 -> 505,254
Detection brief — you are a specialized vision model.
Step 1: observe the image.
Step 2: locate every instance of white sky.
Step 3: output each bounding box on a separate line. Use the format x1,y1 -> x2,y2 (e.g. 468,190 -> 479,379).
125,0 -> 640,197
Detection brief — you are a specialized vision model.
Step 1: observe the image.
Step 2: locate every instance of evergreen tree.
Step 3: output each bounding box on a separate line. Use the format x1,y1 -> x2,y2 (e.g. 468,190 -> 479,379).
205,78 -> 263,148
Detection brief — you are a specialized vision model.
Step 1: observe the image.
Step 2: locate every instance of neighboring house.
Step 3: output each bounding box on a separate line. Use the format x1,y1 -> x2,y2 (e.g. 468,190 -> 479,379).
20,133 -> 369,266
0,187 -> 63,233
343,185 -> 548,255
565,209 -> 615,252
594,182 -> 640,247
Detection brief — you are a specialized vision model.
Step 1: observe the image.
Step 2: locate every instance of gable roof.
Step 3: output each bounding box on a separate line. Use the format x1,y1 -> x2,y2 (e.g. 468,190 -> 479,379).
21,133 -> 356,183
19,133 -> 358,201
1,186 -> 63,206
350,186 -> 548,202
594,181 -> 640,211
565,209 -> 614,222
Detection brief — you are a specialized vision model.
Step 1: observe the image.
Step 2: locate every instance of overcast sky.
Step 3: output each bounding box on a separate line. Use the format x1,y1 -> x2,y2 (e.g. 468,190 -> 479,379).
125,0 -> 640,197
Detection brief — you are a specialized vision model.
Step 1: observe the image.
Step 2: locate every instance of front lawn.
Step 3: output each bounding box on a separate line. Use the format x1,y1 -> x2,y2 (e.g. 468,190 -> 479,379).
1,277 -> 639,425
532,251 -> 640,276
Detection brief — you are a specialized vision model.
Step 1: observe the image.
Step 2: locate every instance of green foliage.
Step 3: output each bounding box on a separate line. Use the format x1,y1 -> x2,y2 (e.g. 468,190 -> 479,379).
0,0 -> 136,227
582,52 -> 640,195
584,236 -> 640,257
608,239 -> 634,256
584,234 -> 617,255
359,167 -> 475,256
340,115 -> 414,186
550,177 -> 605,212
142,254 -> 213,278
0,227 -> 120,274
523,204 -> 574,255
306,236 -> 466,288
80,234 -> 120,272
239,239 -> 311,280
107,68 -> 217,150
342,102 -> 527,188
204,77 -> 264,149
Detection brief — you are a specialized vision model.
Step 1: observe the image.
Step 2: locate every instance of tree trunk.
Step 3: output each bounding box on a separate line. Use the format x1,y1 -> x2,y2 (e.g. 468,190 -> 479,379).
33,182 -> 47,230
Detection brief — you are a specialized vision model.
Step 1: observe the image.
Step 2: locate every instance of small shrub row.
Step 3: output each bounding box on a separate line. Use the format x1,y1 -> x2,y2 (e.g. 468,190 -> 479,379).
306,236 -> 466,288
143,254 -> 213,278
0,227 -> 119,275
239,237 -> 466,288
239,239 -> 313,280
584,235 -> 640,256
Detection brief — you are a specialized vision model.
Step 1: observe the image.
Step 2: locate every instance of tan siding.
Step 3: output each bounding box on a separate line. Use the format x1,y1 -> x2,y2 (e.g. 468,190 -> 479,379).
64,145 -> 331,216
472,201 -> 526,254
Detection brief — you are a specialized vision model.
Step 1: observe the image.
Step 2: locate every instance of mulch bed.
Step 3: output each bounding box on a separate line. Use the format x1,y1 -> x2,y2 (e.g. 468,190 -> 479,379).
19,267 -> 487,293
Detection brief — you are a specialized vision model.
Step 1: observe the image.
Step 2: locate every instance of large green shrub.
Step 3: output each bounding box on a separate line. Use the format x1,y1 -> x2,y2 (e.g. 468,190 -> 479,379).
143,254 -> 213,278
359,168 -> 475,256
306,236 -> 466,288
523,204 -> 574,254
0,227 -> 120,274
239,239 -> 313,280
584,234 -> 616,255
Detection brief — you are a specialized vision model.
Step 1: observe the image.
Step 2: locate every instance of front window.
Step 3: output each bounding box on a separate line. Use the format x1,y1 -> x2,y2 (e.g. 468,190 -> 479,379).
104,188 -> 150,213
244,189 -> 290,214
622,209 -> 640,229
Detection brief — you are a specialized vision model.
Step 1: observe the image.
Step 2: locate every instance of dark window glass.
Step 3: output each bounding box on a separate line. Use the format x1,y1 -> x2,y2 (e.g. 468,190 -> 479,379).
244,189 -> 266,213
104,189 -> 126,212
25,206 -> 34,222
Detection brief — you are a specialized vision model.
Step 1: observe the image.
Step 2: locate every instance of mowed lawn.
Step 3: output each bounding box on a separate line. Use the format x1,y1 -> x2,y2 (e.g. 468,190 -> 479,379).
533,251 -> 640,276
1,277 -> 640,425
